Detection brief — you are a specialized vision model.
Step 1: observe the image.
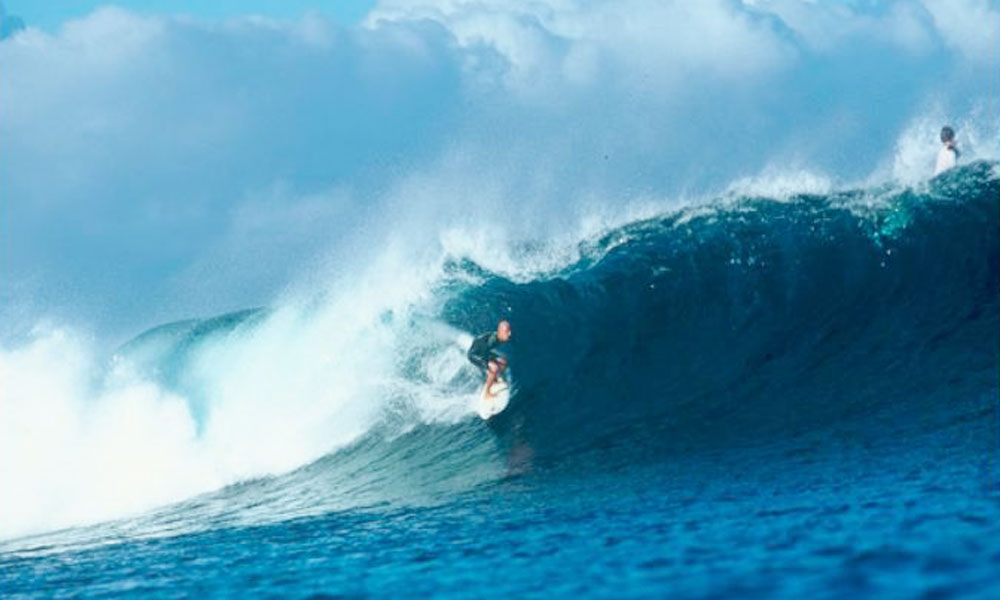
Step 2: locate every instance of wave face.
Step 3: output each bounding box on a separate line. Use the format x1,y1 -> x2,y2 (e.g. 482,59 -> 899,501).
2,164 -> 998,589
444,161 -> 999,469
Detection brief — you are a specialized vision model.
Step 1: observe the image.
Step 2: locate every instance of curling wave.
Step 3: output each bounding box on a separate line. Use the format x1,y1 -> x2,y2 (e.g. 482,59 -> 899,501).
2,162 -> 997,545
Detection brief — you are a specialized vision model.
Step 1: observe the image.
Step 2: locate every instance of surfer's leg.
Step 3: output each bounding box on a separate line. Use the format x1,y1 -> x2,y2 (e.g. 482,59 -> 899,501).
484,366 -> 498,396
488,359 -> 508,388
489,356 -> 507,382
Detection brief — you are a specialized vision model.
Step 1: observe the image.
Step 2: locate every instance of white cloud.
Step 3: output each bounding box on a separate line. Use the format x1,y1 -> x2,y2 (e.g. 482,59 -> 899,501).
744,0 -> 937,55
370,0 -> 795,100
0,8 -> 465,338
921,0 -> 1000,64
745,0 -> 999,64
1,0 -> 997,341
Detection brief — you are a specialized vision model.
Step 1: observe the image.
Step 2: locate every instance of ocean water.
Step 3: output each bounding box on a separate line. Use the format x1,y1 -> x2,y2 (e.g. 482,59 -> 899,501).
1,162 -> 998,598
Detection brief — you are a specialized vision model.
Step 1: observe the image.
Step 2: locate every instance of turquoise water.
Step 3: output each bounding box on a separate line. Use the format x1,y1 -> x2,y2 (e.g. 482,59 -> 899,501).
2,163 -> 998,598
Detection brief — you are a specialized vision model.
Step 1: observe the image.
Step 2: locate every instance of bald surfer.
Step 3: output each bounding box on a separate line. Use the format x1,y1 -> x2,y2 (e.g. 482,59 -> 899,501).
468,320 -> 511,398
934,126 -> 959,176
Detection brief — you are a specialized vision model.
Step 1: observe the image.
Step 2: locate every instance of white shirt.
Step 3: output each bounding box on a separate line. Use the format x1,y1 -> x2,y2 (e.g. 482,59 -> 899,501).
934,144 -> 958,175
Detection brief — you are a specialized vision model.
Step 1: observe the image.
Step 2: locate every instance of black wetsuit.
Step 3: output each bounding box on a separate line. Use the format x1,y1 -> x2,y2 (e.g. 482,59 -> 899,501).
467,332 -> 504,371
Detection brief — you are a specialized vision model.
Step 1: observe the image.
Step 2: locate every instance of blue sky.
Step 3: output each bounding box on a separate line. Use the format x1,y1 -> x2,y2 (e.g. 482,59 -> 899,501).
4,1 -> 375,30
1,0 -> 998,345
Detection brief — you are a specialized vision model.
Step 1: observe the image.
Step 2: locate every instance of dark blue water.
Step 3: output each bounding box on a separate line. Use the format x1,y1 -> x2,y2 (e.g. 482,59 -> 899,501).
3,162 -> 998,598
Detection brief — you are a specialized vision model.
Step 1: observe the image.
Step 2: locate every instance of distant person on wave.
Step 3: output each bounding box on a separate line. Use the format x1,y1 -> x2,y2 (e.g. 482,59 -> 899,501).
934,125 -> 960,176
468,320 -> 511,397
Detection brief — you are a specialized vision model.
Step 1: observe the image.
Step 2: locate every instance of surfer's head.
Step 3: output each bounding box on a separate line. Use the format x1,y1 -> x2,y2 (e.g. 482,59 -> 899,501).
497,320 -> 511,342
940,126 -> 955,144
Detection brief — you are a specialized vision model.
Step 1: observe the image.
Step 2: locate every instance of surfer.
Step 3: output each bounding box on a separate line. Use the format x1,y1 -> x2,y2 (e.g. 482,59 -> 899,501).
468,320 -> 511,397
934,125 -> 959,175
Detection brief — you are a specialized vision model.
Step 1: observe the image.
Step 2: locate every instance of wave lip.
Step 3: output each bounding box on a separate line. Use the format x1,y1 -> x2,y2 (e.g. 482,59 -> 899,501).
446,161 -> 999,465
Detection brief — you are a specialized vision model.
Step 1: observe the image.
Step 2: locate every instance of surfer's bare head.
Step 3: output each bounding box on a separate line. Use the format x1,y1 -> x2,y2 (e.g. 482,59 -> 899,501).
940,126 -> 955,144
497,320 -> 511,342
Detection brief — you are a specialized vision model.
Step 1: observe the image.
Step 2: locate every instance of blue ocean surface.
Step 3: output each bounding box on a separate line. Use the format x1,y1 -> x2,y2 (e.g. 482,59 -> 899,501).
2,162 -> 998,598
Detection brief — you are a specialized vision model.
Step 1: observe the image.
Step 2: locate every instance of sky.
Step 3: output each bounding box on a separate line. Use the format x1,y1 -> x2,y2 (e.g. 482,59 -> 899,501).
2,1 -> 375,30
1,0 -> 998,346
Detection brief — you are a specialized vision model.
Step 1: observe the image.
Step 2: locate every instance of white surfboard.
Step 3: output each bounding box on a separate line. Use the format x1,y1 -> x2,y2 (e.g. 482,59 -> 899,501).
476,379 -> 510,420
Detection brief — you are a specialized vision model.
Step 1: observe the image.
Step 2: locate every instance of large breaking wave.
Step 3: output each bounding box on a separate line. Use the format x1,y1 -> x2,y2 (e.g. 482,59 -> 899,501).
2,161 -> 997,544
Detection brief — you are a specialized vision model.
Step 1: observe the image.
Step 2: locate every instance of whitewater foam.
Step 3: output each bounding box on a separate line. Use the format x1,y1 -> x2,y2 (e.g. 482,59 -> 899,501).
0,250 -> 483,540
0,328 -> 216,540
